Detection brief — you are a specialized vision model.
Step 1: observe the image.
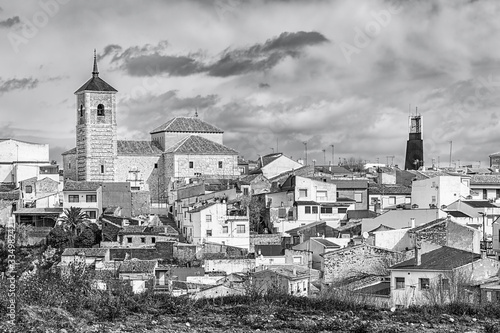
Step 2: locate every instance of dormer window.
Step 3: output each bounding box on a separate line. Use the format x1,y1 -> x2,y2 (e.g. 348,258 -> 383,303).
97,104 -> 105,116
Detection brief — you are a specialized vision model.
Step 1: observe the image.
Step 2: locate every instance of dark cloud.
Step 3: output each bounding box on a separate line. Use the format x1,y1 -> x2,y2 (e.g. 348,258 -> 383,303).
0,16 -> 20,28
259,83 -> 270,88
0,77 -> 38,94
100,31 -> 328,77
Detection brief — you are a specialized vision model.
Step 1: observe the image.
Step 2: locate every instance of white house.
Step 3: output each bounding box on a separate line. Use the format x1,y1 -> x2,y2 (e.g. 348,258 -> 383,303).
186,201 -> 250,250
411,175 -> 471,209
0,139 -> 51,185
390,246 -> 500,307
62,180 -> 102,221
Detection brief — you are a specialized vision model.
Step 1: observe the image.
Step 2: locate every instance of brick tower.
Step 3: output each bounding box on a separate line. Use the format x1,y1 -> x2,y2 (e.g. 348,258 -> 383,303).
74,51 -> 118,181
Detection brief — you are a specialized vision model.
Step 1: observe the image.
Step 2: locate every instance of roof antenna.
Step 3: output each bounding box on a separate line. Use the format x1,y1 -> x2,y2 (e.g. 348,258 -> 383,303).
194,108 -> 198,118
92,49 -> 99,78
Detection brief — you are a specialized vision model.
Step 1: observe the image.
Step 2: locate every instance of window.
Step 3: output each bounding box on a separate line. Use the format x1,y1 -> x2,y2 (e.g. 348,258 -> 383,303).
316,190 -> 327,201
299,189 -> 308,198
321,207 -> 333,214
305,206 -> 311,214
483,189 -> 488,199
86,195 -> 97,202
236,225 -> 245,233
189,161 -> 194,169
141,237 -> 146,243
218,161 -> 223,168
222,226 -> 228,233
243,188 -> 249,196
151,237 -> 156,243
395,277 -> 405,289
25,185 -> 32,193
87,211 -> 96,219
312,206 -> 318,214
131,186 -> 140,191
420,278 -> 430,290
354,193 -> 363,203
338,207 -> 347,214
206,215 -> 212,222
69,195 -> 79,203
388,196 -> 396,205
127,237 -> 132,243
206,230 -> 212,237
80,105 -> 84,117
441,278 -> 449,290
100,165 -> 104,173
97,104 -> 105,116
68,162 -> 71,169
497,189 -> 500,199
154,163 -> 158,169
293,256 -> 302,264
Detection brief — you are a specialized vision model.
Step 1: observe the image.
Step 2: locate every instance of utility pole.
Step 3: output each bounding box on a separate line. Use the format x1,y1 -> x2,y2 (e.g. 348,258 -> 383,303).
449,141 -> 453,167
331,144 -> 334,166
303,142 -> 308,166
322,149 -> 326,165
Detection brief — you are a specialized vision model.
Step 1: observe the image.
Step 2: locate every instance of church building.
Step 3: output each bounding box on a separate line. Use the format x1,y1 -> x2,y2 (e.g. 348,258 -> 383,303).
62,53 -> 239,201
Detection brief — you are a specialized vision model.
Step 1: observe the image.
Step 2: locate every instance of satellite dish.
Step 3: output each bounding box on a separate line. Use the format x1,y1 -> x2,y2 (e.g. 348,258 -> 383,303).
362,232 -> 369,239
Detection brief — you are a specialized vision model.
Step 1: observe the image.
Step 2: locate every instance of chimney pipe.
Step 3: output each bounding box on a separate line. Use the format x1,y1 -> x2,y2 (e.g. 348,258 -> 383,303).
292,267 -> 297,276
410,218 -> 415,229
415,240 -> 421,266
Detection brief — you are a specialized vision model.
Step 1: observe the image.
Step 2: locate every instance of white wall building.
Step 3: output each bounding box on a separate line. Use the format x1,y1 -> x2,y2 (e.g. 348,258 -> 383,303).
411,175 -> 470,209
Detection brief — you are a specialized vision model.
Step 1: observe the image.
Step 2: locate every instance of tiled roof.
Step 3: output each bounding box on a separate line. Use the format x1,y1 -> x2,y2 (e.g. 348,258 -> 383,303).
287,221 -> 327,234
13,208 -> 62,215
368,183 -> 412,195
0,189 -> 19,200
313,238 -> 341,248
63,180 -> 101,191
62,147 -> 76,155
489,152 -> 500,157
260,153 -> 283,167
117,140 -> 162,156
463,200 -> 498,208
409,218 -> 447,233
150,117 -> 223,134
470,175 -> 500,185
446,211 -> 472,218
467,168 -> 493,175
165,135 -> 238,155
74,76 -> 117,93
329,179 -> 368,189
256,265 -> 310,280
188,202 -> 217,213
118,259 -> 157,273
62,248 -> 109,257
294,200 -> 319,206
390,246 -> 481,270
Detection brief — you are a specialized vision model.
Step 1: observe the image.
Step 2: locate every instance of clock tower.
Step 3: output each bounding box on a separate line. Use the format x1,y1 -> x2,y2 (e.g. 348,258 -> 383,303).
74,51 -> 118,181
404,114 -> 424,170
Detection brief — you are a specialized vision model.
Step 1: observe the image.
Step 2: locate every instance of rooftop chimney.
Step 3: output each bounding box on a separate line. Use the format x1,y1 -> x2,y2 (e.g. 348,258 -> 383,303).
415,240 -> 421,266
410,218 -> 415,229
292,267 -> 297,276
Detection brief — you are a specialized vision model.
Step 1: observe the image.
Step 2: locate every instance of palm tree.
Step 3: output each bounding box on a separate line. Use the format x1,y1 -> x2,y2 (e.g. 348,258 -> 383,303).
59,207 -> 90,247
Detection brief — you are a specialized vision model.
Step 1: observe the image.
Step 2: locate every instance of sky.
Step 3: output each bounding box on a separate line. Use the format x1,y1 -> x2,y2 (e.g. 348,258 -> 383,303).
0,0 -> 499,169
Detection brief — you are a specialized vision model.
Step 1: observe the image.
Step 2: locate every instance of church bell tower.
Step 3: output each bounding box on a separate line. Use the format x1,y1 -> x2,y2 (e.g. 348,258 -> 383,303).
74,50 -> 118,181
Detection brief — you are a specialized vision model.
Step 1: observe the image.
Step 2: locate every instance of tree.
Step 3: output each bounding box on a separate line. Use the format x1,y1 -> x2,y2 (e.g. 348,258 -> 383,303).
248,196 -> 267,233
60,207 -> 90,247
46,226 -> 71,249
74,228 -> 96,248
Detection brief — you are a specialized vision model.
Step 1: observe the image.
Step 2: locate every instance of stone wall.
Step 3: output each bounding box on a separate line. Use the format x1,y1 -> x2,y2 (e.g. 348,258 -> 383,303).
109,241 -> 174,261
115,155 -> 161,195
171,154 -> 238,179
249,234 -> 281,253
131,191 -> 151,216
174,244 -> 197,263
322,244 -> 405,284
62,152 -> 77,181
152,132 -> 223,151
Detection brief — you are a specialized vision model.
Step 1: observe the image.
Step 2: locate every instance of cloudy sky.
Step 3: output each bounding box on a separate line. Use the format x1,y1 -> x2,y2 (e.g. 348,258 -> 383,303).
0,0 -> 499,168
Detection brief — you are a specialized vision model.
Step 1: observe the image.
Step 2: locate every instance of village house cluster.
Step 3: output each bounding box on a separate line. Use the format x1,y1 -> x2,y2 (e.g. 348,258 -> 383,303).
1,56 -> 500,306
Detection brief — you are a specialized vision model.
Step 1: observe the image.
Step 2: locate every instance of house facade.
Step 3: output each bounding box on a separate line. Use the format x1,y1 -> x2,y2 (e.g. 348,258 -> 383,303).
411,175 -> 471,209
62,180 -> 102,221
